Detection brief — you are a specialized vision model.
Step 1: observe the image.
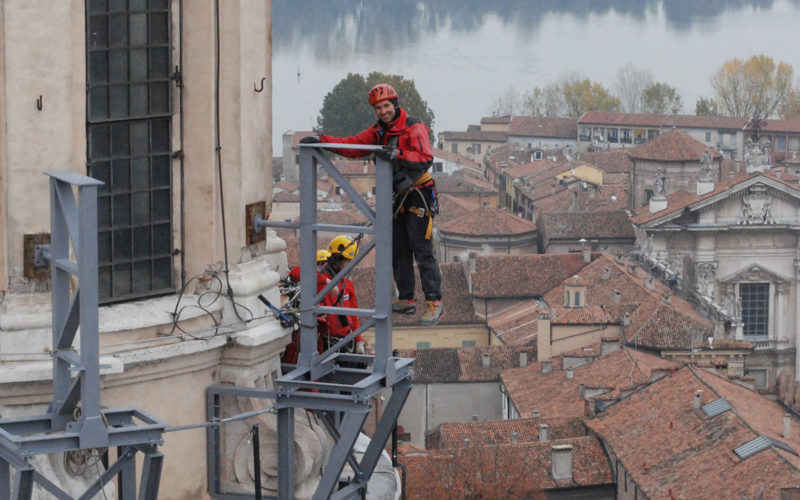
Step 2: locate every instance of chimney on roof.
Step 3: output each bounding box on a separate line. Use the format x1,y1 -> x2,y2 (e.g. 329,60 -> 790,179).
542,361 -> 552,374
539,423 -> 549,442
602,268 -> 611,280
644,277 -> 656,290
785,414 -> 791,440
481,352 -> 491,367
551,444 -> 574,481
551,184 -> 556,195
468,252 -> 477,274
520,351 -> 528,368
566,369 -> 574,379
464,438 -> 471,447
570,191 -> 579,212
550,306 -> 558,318
612,289 -> 621,303
693,389 -> 703,409
510,432 -> 520,444
622,314 -> 631,327
532,410 -> 540,418
581,238 -> 590,263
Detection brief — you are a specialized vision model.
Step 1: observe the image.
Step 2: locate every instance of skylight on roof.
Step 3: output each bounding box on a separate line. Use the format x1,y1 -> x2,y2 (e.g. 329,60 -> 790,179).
702,398 -> 731,418
734,435 -> 798,459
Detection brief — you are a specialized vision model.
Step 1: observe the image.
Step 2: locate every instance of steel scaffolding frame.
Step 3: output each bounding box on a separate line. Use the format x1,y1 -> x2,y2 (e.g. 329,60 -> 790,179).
251,145 -> 413,500
0,171 -> 165,500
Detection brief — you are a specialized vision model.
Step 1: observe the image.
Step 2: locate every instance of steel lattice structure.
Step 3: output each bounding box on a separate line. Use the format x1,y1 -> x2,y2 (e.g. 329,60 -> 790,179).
0,171 -> 165,500
249,145 -> 414,500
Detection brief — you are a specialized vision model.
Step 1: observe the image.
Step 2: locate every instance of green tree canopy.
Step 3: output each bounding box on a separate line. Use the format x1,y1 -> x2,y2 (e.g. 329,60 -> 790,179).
640,82 -> 683,114
695,96 -> 721,116
315,72 -> 435,139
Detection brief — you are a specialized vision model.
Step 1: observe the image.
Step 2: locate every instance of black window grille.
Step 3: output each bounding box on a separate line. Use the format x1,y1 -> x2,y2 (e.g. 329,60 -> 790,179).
86,0 -> 173,302
740,283 -> 769,337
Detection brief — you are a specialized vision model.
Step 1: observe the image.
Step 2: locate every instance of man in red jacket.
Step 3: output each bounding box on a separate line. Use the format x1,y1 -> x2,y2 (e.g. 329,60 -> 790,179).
301,83 -> 444,325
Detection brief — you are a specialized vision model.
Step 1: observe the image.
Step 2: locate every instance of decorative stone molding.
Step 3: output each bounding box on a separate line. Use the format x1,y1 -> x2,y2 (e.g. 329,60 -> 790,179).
738,185 -> 774,225
695,261 -> 718,300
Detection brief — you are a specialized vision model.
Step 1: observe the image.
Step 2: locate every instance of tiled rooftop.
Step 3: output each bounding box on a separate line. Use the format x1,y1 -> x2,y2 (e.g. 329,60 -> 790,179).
471,253 -> 592,299
488,299 -> 546,346
432,173 -> 497,194
538,210 -> 634,243
501,348 -> 680,419
627,129 -> 724,162
426,416 -> 587,449
438,205 -> 536,236
440,130 -> 508,142
586,367 -> 800,499
508,116 -> 577,139
396,345 -> 536,384
351,262 -> 480,326
577,149 -> 634,174
400,436 -> 613,498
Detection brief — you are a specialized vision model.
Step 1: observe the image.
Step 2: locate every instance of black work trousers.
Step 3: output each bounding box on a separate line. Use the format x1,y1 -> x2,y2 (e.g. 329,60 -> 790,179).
393,185 -> 442,301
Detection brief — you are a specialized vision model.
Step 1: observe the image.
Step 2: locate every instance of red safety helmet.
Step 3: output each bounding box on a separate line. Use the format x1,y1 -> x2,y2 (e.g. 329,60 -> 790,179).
368,83 -> 398,107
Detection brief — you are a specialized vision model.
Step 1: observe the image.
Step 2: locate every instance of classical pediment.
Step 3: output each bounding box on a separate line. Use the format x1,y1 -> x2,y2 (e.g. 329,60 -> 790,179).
718,263 -> 791,284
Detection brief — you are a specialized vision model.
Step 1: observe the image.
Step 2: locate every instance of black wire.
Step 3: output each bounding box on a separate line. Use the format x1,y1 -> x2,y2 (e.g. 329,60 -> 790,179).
213,0 -> 246,324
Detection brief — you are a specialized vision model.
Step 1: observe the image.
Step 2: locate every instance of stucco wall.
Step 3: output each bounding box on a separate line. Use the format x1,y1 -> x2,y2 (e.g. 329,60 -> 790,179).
363,324 -> 489,350
397,381 -> 504,446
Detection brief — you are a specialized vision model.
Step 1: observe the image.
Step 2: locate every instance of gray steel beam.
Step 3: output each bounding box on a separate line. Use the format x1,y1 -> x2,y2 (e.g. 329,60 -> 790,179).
358,379 -> 412,482
0,457 -> 8,500
138,450 -> 163,500
117,446 -> 137,500
12,466 -> 33,500
277,407 -> 294,500
312,410 -> 369,500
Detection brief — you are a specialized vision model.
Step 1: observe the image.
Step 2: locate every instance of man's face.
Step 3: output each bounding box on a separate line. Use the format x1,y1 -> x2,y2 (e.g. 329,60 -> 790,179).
374,100 -> 395,124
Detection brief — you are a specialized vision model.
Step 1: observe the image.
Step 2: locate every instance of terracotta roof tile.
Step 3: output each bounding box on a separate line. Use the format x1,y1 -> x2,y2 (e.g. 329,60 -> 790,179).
578,111 -> 747,130
396,345 -> 536,384
508,116 -> 578,139
551,306 -> 610,325
427,416 -> 587,449
488,299 -> 546,346
351,262 -> 479,326
538,210 -> 634,243
480,115 -> 512,125
432,173 -> 497,194
471,253 -> 591,299
440,130 -> 508,142
532,185 -> 629,213
431,148 -> 482,170
434,193 -> 481,224
400,436 -> 613,498
438,206 -> 536,236
501,348 -> 680,420
628,303 -> 712,351
577,149 -> 634,174
627,129 -> 724,161
586,367 -> 800,499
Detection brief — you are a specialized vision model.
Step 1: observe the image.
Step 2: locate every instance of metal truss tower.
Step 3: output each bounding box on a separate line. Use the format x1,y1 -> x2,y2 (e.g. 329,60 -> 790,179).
252,145 -> 413,500
0,171 -> 165,500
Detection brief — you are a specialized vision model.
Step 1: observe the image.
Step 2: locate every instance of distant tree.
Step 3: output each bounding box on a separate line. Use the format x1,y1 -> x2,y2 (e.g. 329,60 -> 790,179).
523,84 -> 563,117
614,63 -> 654,113
315,72 -> 435,139
489,87 -> 524,116
779,80 -> 800,119
710,54 -> 793,122
562,78 -> 620,118
695,96 -> 721,116
640,82 -> 683,114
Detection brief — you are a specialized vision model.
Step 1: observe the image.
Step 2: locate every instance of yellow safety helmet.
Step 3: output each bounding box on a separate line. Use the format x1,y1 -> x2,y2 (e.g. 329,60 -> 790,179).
316,249 -> 331,263
328,234 -> 358,260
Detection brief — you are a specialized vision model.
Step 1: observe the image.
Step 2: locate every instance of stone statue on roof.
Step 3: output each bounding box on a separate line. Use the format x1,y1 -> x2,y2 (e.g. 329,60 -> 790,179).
652,170 -> 666,197
700,149 -> 712,179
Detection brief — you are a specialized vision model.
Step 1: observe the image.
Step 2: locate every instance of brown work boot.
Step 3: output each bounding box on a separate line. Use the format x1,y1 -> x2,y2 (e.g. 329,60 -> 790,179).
419,300 -> 444,326
392,298 -> 416,315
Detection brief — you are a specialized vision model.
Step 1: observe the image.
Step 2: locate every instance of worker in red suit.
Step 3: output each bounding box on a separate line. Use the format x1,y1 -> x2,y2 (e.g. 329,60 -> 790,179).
318,234 -> 365,355
300,83 -> 444,325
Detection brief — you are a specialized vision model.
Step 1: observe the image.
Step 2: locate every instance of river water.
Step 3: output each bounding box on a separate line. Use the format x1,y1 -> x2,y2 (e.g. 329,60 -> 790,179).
272,0 -> 800,155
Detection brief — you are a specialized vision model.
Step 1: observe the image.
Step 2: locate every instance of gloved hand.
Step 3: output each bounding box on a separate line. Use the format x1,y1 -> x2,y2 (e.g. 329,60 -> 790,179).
374,146 -> 398,161
300,135 -> 320,144
355,341 -> 366,355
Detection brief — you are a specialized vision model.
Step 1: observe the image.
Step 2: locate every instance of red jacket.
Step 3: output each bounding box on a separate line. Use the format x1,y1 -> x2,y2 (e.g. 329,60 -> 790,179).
320,107 -> 433,179
319,267 -> 360,339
